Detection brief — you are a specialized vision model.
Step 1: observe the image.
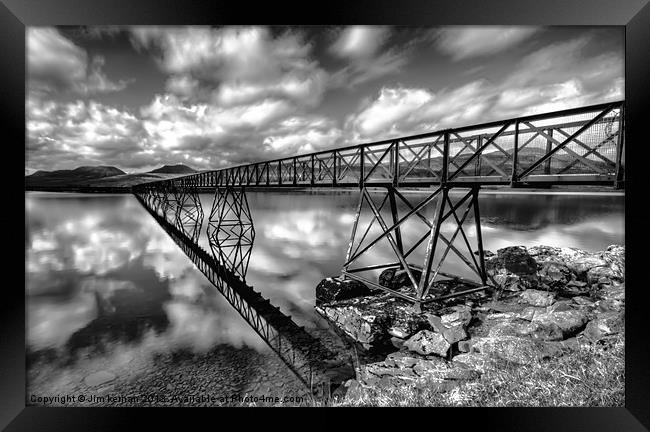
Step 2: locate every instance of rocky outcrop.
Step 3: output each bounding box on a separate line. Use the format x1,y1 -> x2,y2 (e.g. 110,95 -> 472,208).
315,295 -> 430,349
378,268 -> 422,291
315,277 -> 373,305
349,351 -> 480,395
319,244 -> 624,398
403,330 -> 451,357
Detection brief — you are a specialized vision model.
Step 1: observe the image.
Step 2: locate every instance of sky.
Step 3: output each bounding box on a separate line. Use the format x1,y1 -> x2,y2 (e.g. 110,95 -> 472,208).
25,25 -> 624,174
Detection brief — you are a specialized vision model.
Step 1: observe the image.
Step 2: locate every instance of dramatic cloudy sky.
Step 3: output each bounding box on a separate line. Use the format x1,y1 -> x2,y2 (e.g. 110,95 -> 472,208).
26,25 -> 624,174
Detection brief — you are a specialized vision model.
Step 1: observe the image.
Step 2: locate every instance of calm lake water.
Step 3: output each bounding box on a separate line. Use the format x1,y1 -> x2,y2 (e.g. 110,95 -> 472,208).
25,190 -> 624,404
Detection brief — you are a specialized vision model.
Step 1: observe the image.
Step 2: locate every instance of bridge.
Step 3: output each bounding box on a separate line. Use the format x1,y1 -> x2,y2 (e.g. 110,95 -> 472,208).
133,101 -> 624,313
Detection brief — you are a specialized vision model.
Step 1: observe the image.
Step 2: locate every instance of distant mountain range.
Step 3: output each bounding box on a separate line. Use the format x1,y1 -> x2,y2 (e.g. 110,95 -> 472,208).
149,164 -> 197,174
25,164 -> 197,191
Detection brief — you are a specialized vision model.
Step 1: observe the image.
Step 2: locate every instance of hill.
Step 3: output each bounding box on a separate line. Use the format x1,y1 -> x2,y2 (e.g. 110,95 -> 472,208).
25,166 -> 125,187
149,164 -> 196,174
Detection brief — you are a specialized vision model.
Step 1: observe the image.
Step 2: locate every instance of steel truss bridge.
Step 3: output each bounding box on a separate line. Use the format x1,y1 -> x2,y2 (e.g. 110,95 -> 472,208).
134,101 -> 625,314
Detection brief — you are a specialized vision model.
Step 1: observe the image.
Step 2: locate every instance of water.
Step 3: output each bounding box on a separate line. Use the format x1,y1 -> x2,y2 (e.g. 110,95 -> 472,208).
25,190 -> 624,405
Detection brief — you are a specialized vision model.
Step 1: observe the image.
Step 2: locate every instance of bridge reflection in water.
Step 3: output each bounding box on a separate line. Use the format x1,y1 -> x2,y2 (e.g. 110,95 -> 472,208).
134,186 -> 355,398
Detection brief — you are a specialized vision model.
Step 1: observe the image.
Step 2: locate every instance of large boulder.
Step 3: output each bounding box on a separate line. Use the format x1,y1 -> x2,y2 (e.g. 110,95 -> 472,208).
315,295 -> 431,348
531,308 -> 588,338
537,260 -> 575,290
487,246 -> 540,291
378,267 -> 422,292
497,246 -> 538,275
404,330 -> 451,357
316,277 -> 372,305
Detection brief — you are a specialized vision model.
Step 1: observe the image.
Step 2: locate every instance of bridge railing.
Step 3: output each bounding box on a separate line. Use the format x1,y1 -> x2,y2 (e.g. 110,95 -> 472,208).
133,101 -> 624,192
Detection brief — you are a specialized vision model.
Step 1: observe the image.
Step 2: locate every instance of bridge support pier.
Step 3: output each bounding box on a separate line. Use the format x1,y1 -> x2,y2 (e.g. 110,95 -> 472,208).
340,185 -> 492,310
207,187 -> 255,281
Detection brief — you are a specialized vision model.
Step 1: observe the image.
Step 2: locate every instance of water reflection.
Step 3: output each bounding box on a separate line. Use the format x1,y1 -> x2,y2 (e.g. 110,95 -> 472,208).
26,190 -> 624,399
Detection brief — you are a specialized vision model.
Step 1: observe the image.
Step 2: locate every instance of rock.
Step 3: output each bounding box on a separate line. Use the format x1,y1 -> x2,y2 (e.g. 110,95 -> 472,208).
471,336 -> 544,364
517,306 -> 547,321
315,298 -> 391,346
387,326 -> 411,339
441,305 -> 473,328
357,351 -> 478,393
583,319 -> 614,342
531,309 -> 588,338
378,268 -> 397,288
586,266 -> 621,285
568,255 -> 609,279
458,340 -> 473,353
404,330 -> 451,357
487,246 -> 540,291
426,313 -> 468,344
390,337 -> 406,350
572,296 -> 596,308
487,320 -> 563,341
497,246 -> 538,275
452,353 -> 492,374
315,295 -> 431,348
596,299 -> 624,313
84,370 -> 116,387
520,289 -> 556,307
546,300 -> 574,313
538,261 -> 574,289
599,283 -> 625,301
378,267 -> 422,291
316,277 -> 372,305
556,280 -> 591,297
601,245 -> 625,279
593,310 -> 624,333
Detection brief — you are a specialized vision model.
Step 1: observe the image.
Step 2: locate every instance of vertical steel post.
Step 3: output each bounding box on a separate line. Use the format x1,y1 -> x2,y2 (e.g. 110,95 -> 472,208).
278,160 -> 282,186
342,187 -> 365,278
511,121 -> 520,186
476,136 -> 483,177
333,151 -> 338,187
393,141 -> 399,187
442,131 -> 450,184
359,147 -> 365,188
416,187 -> 447,311
615,104 -> 625,189
293,157 -> 297,186
472,187 -> 487,284
545,129 -> 553,175
310,154 -> 315,186
388,186 -> 404,261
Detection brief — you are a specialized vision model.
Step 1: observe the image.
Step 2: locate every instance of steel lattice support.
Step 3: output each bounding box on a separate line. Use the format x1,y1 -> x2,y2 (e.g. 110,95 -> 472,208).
172,178 -> 204,244
341,185 -> 493,310
207,187 -> 255,281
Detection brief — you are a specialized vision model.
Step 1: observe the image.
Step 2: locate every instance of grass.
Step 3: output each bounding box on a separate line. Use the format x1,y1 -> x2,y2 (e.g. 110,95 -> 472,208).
328,333 -> 624,407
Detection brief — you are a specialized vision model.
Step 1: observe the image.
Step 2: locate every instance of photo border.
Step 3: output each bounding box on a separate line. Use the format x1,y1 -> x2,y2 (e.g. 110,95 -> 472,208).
5,0 -> 649,429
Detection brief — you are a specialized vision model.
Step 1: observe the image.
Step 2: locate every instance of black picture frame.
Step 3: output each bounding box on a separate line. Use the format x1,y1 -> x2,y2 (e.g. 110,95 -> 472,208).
5,0 -> 649,430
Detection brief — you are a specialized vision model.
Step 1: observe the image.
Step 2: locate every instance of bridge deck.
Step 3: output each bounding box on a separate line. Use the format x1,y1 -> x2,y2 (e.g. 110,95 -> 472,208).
133,101 -> 624,192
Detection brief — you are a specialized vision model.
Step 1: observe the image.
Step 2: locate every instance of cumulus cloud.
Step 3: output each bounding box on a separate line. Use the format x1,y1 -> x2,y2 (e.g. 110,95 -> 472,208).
27,27 -> 131,96
25,27 -> 623,173
345,35 -> 623,142
130,26 -> 327,107
435,26 -> 539,60
26,97 -> 148,170
329,26 -> 408,87
137,93 -> 343,168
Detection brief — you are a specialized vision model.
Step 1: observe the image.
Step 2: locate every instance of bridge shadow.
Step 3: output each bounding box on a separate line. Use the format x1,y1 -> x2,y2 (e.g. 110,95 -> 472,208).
135,189 -> 355,398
